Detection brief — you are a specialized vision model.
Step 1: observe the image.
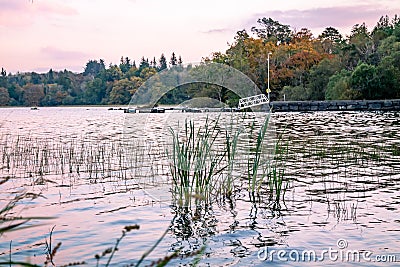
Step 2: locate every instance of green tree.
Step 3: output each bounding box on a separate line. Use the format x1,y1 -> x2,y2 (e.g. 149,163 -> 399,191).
47,69 -> 54,83
150,57 -> 157,69
41,84 -> 67,106
31,72 -> 42,84
109,78 -> 137,104
394,23 -> 400,41
124,66 -> 139,79
281,85 -> 311,101
325,70 -> 358,100
103,65 -> 123,82
83,78 -> 106,104
251,17 -> 292,44
307,58 -> 341,100
348,23 -> 374,65
0,87 -> 10,106
139,57 -> 149,69
0,68 -> 7,88
351,62 -> 380,99
84,59 -> 106,76
319,27 -> 343,54
376,53 -> 400,98
224,30 -> 251,72
158,53 -> 168,71
119,56 -> 132,73
320,27 -> 343,42
372,15 -> 393,37
7,84 -> 22,104
57,71 -> 72,91
377,35 -> 400,58
170,52 -> 177,66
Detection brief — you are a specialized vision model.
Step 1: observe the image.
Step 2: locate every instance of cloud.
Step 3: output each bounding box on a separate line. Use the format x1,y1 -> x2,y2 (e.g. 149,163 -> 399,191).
0,0 -> 77,27
202,28 -> 232,34
247,5 -> 400,35
40,46 -> 89,61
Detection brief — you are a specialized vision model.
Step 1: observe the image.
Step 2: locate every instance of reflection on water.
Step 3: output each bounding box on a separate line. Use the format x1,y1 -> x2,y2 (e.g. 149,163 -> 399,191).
1,107 -> 400,266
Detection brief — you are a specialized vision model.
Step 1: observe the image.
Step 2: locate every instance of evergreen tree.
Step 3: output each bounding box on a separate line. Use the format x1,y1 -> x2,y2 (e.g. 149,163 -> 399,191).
170,52 -> 177,66
319,27 -> 343,42
47,69 -> 54,83
0,68 -> 7,88
139,57 -> 150,70
84,59 -> 106,76
178,56 -> 183,65
151,57 -> 157,68
251,17 -> 292,44
158,53 -> 168,71
119,56 -> 132,73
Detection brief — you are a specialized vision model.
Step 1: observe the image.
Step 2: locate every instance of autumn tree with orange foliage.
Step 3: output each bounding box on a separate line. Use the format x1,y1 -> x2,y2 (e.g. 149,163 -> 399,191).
209,15 -> 400,101
209,19 -> 332,100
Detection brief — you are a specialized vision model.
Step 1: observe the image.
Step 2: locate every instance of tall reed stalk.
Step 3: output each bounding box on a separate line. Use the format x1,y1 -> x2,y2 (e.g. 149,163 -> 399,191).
267,132 -> 288,204
247,113 -> 272,193
167,116 -> 226,206
224,125 -> 241,196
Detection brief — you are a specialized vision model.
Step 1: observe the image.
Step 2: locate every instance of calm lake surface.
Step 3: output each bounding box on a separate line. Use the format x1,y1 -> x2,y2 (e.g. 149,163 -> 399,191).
1,107 -> 400,266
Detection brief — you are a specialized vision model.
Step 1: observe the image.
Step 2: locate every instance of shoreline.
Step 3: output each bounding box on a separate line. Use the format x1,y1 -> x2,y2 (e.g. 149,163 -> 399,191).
270,99 -> 400,112
2,99 -> 400,113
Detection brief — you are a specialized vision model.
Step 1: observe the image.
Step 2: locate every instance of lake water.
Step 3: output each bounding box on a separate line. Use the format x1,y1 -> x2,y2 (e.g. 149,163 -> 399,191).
1,107 -> 399,266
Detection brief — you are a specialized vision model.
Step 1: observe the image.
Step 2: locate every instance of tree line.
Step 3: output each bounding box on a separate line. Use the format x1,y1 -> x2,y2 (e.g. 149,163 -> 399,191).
208,15 -> 400,101
1,15 -> 400,107
0,53 -> 182,106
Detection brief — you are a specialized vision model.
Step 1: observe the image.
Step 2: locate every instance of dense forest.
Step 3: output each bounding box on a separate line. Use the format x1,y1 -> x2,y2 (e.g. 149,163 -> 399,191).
209,15 -> 400,101
1,15 -> 400,107
0,53 -> 183,106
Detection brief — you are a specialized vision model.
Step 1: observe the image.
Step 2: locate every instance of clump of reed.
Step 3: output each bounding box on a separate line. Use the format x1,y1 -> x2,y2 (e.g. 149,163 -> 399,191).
167,116 -> 226,207
166,113 -> 288,207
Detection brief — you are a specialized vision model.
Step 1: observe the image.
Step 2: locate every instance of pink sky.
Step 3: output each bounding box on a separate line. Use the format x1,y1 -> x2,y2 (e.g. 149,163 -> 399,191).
0,0 -> 399,73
